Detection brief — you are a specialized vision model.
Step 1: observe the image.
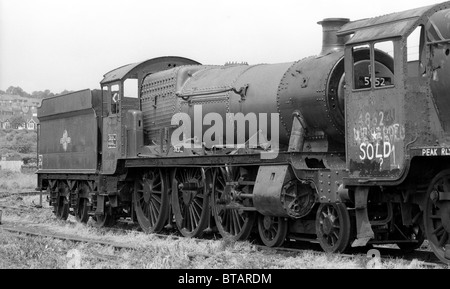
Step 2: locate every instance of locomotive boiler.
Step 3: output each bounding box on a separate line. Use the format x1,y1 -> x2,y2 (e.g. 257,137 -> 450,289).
37,2 -> 450,264
142,18 -> 351,152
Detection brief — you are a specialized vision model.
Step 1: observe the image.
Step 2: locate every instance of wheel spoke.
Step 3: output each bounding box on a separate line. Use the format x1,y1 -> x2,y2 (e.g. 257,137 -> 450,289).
189,206 -> 198,228
153,180 -> 162,189
152,189 -> 162,195
191,200 -> 202,220
443,177 -> 450,193
191,203 -> 201,224
151,195 -> 162,208
438,231 -> 449,247
315,203 -> 351,253
212,167 -> 255,241
150,202 -> 159,224
172,167 -> 209,237
433,224 -> 444,235
333,231 -> 339,240
182,203 -> 189,225
226,210 -> 233,235
134,169 -> 168,233
232,210 -> 241,232
423,170 -> 450,264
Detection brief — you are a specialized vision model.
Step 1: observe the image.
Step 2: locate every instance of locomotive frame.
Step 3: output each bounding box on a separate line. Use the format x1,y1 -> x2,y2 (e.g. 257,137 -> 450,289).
37,2 -> 450,264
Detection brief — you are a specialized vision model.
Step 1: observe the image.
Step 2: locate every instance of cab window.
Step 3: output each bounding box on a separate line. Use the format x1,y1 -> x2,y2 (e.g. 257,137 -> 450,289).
124,78 -> 138,98
111,84 -> 120,114
352,44 -> 371,90
374,41 -> 394,88
352,41 -> 395,90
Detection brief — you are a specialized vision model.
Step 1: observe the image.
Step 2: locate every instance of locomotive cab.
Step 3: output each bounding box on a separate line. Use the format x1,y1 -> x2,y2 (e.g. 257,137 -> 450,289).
339,4 -> 450,183
99,57 -> 201,174
338,2 -> 450,261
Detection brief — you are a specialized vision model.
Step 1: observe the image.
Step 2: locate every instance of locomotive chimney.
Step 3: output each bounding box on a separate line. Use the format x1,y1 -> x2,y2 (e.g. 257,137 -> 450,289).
317,18 -> 350,56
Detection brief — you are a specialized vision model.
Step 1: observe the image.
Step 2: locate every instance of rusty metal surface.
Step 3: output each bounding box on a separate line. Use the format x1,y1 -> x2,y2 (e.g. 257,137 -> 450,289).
338,2 -> 450,44
344,3 -> 450,182
316,170 -> 347,203
344,38 -> 404,179
132,19 -> 351,155
38,89 -> 94,118
252,165 -> 318,218
429,8 -> 450,133
100,56 -> 201,85
180,64 -> 254,147
318,18 -> 350,56
37,90 -> 100,174
102,115 -> 120,174
278,52 -> 345,147
141,67 -> 180,144
226,62 -> 294,145
253,165 -> 290,217
153,56 -> 347,150
345,19 -> 417,45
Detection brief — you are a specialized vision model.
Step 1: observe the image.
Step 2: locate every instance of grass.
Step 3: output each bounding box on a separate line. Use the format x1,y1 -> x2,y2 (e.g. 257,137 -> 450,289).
0,224 -> 436,269
0,169 -> 36,193
0,191 -> 448,269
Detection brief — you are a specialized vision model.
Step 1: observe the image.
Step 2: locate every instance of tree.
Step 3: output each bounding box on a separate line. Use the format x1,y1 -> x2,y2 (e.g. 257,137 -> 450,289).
57,89 -> 74,95
6,86 -> 30,98
11,131 -> 36,154
3,86 -> 71,99
0,130 -> 37,156
9,115 -> 26,129
31,89 -> 55,99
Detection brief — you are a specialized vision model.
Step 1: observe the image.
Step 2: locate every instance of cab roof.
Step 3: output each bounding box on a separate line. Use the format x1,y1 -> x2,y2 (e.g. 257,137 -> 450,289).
337,1 -> 450,44
100,56 -> 201,85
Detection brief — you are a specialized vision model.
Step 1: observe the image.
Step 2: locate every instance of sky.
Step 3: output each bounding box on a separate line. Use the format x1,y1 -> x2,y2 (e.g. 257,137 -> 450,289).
0,0 -> 446,93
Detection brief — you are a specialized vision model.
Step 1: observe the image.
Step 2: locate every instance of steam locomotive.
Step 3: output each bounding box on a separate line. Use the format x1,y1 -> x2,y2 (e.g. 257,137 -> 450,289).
37,2 -> 450,264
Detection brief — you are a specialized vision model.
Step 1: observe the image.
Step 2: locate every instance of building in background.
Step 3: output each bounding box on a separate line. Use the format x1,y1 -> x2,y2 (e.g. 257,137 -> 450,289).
0,94 -> 40,130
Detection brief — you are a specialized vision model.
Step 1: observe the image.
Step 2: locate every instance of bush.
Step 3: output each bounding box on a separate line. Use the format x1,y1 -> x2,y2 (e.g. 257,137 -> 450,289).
0,169 -> 19,179
22,156 -> 37,165
0,169 -> 36,192
0,130 -> 37,158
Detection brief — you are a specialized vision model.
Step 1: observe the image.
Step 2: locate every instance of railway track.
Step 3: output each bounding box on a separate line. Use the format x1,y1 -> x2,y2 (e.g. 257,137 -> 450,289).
0,193 -> 447,268
0,216 -> 446,269
0,222 -> 138,250
0,191 -> 47,197
0,190 -> 50,215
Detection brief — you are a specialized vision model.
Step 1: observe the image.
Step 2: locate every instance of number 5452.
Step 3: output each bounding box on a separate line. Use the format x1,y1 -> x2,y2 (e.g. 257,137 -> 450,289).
364,76 -> 386,87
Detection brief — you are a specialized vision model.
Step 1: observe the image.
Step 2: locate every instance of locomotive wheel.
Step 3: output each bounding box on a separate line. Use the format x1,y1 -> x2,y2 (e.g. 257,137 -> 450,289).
257,215 -> 288,247
172,168 -> 210,238
424,169 -> 450,264
395,209 -> 425,253
94,196 -> 116,228
212,167 -> 256,241
134,169 -> 169,233
75,182 -> 90,223
55,196 -> 69,220
315,202 -> 351,253
55,182 -> 69,221
95,211 -> 116,228
75,198 -> 89,223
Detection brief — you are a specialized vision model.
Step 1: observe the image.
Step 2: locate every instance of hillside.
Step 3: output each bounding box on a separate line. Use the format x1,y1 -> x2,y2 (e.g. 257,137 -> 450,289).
0,129 -> 37,161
